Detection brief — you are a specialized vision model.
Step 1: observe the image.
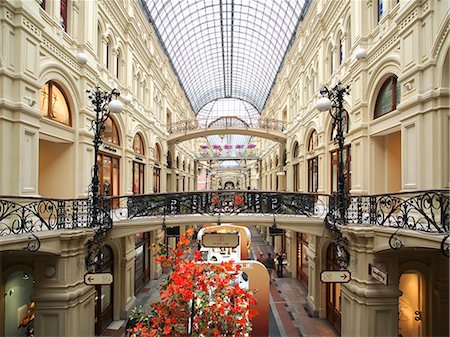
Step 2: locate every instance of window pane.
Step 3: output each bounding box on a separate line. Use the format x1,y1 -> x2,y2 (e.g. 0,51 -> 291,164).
112,158 -> 119,196
39,84 -> 50,116
50,84 -> 70,125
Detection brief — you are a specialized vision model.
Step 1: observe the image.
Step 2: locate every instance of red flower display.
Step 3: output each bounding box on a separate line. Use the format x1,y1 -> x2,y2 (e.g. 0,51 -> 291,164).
211,194 -> 221,206
234,195 -> 245,206
130,228 -> 257,337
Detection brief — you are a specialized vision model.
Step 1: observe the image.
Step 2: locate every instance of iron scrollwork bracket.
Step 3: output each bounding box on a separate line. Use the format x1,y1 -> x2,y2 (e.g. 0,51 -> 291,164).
388,228 -> 404,250
25,233 -> 41,252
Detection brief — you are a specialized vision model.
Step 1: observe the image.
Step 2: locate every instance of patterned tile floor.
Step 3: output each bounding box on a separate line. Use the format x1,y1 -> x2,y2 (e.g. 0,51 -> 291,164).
101,226 -> 338,337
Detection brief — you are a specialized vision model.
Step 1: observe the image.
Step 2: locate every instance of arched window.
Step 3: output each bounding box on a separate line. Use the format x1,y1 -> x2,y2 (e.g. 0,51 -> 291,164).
103,118 -> 120,145
330,110 -> 350,141
133,134 -> 145,195
105,37 -> 112,69
293,141 -> 300,191
97,24 -> 102,58
115,49 -> 121,79
307,130 -> 319,193
154,143 -> 162,193
308,130 -> 318,152
377,0 -> 384,22
293,142 -> 300,158
39,81 -> 71,126
375,75 -> 400,119
133,134 -> 145,155
167,150 -> 172,168
60,0 -> 68,32
339,38 -> 343,65
155,144 -> 162,163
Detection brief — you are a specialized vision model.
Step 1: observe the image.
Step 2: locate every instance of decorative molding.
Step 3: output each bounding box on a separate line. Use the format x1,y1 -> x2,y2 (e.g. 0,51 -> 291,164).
398,9 -> 418,32
22,17 -> 42,38
42,37 -> 80,72
368,34 -> 399,66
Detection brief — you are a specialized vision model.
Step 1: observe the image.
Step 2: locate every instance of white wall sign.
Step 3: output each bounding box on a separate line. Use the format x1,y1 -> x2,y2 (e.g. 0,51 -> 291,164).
369,264 -> 388,285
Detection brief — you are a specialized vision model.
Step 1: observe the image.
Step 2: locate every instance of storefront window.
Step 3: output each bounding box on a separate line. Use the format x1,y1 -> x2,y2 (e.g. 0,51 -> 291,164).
39,81 -> 71,126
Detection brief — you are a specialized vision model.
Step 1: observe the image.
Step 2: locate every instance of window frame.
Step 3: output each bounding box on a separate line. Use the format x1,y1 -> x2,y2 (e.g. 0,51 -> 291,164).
40,81 -> 72,126
374,75 -> 400,119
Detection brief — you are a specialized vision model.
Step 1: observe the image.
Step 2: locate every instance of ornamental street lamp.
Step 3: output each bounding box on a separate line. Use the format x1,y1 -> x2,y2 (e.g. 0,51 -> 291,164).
86,86 -> 122,271
317,81 -> 351,268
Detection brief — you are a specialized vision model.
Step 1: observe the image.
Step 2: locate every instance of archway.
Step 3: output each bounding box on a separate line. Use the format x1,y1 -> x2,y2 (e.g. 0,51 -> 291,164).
326,243 -> 341,334
95,245 -> 114,335
399,270 -> 425,337
4,271 -> 35,337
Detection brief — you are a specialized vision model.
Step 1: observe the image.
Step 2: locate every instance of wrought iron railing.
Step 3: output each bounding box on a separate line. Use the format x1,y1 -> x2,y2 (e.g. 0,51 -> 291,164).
109,190 -> 328,220
0,196 -> 111,236
167,117 -> 287,134
0,190 -> 448,235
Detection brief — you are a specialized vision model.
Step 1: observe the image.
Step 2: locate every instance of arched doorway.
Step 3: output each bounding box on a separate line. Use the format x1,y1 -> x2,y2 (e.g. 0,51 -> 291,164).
95,245 -> 114,335
399,271 -> 424,337
4,271 -> 35,337
326,243 -> 341,334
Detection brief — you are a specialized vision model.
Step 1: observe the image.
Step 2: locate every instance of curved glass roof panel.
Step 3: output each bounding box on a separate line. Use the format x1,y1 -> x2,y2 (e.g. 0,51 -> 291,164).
141,0 -> 309,113
197,98 -> 259,127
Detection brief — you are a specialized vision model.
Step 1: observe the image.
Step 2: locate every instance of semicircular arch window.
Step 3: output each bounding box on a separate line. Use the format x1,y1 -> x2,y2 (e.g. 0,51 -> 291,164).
103,118 -> 120,145
375,75 -> 400,119
133,134 -> 145,155
39,81 -> 71,126
308,130 -> 318,152
155,143 -> 162,163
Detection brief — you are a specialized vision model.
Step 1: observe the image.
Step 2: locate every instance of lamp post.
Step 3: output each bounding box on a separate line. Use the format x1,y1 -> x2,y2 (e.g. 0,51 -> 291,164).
86,86 -> 122,271
317,81 -> 351,268
87,87 -> 122,224
317,81 -> 350,223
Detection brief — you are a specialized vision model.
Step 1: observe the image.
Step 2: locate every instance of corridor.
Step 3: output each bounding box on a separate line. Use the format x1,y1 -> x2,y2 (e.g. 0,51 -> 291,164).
101,226 -> 337,337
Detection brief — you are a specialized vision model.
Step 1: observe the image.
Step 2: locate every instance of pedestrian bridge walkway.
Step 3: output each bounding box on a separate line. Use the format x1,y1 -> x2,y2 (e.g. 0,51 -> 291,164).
167,116 -> 287,144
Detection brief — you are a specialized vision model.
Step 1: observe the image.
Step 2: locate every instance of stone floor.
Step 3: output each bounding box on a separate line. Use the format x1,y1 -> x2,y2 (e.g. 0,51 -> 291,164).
101,226 -> 338,337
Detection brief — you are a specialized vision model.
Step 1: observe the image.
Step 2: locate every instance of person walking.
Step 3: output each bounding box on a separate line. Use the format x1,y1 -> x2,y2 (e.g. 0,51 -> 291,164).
266,253 -> 275,282
276,251 -> 284,278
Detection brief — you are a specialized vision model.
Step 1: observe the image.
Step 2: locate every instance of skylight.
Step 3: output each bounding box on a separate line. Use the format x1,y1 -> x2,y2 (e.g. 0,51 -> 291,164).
141,0 -> 309,114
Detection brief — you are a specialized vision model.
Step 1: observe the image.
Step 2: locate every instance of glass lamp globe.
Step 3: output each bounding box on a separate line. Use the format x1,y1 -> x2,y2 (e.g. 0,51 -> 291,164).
108,99 -> 123,113
316,96 -> 332,112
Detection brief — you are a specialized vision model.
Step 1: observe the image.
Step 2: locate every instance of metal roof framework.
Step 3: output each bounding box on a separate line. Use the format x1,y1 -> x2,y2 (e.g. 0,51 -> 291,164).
141,0 -> 309,114
141,0 -> 309,167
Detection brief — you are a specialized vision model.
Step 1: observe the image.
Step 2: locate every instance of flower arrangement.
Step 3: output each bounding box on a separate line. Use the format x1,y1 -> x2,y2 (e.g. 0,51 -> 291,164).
129,228 -> 257,337
211,194 -> 221,206
234,195 -> 245,206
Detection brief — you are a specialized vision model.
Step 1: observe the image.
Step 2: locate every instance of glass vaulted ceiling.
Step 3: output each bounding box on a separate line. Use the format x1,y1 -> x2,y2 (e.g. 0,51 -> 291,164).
142,0 -> 309,169
141,0 -> 309,114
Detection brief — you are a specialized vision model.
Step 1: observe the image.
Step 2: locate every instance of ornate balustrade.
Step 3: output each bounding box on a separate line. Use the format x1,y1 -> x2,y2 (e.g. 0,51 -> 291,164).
0,196 -> 111,236
0,190 -> 448,236
111,190 -> 328,220
167,117 -> 286,134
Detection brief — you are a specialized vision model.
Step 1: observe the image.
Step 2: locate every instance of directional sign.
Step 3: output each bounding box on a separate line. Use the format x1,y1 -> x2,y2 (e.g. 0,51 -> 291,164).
84,273 -> 113,285
320,270 -> 351,283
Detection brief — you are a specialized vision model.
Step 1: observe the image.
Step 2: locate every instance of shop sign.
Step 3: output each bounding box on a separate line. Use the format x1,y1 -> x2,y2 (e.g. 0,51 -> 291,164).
202,233 -> 239,248
84,273 -> 113,285
369,264 -> 388,285
320,270 -> 351,283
